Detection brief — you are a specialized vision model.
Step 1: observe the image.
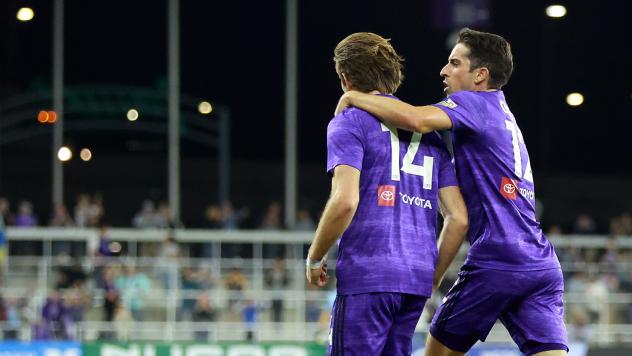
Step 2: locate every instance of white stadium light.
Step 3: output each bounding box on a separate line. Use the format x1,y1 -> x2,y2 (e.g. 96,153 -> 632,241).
80,148 -> 93,162
57,146 -> 73,162
127,108 -> 139,121
566,92 -> 584,106
17,7 -> 35,22
198,101 -> 213,115
546,5 -> 567,18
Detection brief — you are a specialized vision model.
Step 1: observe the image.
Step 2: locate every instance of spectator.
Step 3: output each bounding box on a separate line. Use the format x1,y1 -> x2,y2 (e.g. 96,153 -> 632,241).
74,194 -> 91,228
225,267 -> 246,311
63,286 -> 91,338
102,266 -> 119,322
573,213 -> 597,235
204,205 -> 224,228
155,201 -> 177,229
32,318 -> 54,340
260,202 -> 283,230
610,212 -> 632,236
265,257 -> 290,322
14,200 -> 37,227
547,225 -> 563,236
93,227 -> 113,288
157,233 -> 180,289
3,297 -> 21,340
112,301 -> 133,341
567,306 -> 592,343
585,270 -> 609,323
618,269 -> 632,323
205,201 -> 249,230
221,201 -> 249,230
55,255 -> 87,289
193,293 -> 217,340
0,198 -> 15,226
115,264 -> 151,321
295,209 -> 315,231
50,204 -> 74,227
132,200 -> 157,228
179,267 -> 202,321
242,299 -> 258,341
88,193 -> 105,227
41,290 -> 72,339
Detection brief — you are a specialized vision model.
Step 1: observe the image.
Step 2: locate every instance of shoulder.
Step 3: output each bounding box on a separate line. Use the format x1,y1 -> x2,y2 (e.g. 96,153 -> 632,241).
441,90 -> 485,109
328,107 -> 377,132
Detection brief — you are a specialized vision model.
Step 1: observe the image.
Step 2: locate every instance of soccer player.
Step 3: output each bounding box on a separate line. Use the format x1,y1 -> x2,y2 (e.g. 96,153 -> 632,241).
306,32 -> 468,356
334,28 -> 568,356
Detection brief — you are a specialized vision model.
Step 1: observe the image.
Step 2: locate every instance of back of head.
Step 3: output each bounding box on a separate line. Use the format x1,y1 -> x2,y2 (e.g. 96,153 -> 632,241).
458,28 -> 513,89
334,32 -> 404,93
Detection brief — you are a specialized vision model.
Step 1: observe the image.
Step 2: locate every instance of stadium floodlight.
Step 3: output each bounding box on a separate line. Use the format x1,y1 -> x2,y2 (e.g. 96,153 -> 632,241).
546,5 -> 567,18
80,148 -> 92,162
57,146 -> 72,162
566,92 -> 584,106
127,108 -> 139,121
198,101 -> 213,115
17,7 -> 34,22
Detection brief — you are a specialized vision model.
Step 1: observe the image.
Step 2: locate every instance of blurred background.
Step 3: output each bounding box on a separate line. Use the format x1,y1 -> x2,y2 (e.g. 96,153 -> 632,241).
0,0 -> 631,355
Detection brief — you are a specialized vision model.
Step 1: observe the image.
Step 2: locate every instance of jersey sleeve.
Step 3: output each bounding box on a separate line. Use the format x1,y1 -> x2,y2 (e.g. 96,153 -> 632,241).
437,140 -> 459,189
326,111 -> 365,175
432,91 -> 484,133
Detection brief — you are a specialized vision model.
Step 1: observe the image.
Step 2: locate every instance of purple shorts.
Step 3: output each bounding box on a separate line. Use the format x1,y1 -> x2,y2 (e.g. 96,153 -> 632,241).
430,266 -> 568,355
328,292 -> 427,356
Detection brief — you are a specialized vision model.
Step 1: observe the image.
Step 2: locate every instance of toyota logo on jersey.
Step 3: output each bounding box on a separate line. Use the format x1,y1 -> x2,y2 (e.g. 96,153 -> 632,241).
378,185 -> 396,206
500,176 -> 517,200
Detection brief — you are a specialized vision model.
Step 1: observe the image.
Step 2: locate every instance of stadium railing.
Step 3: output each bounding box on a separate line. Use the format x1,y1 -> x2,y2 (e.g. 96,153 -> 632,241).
1,227 -> 631,345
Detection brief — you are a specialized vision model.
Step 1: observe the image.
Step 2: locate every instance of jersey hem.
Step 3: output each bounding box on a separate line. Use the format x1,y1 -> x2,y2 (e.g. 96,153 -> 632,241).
463,259 -> 561,271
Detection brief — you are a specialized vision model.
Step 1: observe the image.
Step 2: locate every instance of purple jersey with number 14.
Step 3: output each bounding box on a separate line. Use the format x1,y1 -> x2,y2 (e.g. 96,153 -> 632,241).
433,90 -> 559,270
327,97 -> 458,297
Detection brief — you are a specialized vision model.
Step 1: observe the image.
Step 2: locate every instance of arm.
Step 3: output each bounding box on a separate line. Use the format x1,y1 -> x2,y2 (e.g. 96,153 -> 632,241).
306,165 -> 360,286
433,186 -> 468,290
335,91 -> 452,133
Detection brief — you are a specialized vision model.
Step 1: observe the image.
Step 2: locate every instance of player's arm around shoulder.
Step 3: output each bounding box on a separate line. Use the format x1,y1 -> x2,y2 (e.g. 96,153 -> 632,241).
433,186 -> 468,290
334,91 -> 452,133
306,165 -> 360,287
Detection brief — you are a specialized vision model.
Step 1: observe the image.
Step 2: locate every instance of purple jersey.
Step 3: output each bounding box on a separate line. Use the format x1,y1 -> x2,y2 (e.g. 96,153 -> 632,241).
433,90 -> 559,270
327,99 -> 458,297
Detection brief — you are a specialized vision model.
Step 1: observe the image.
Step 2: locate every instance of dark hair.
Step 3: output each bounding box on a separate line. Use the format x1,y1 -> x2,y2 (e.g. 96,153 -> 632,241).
458,28 -> 513,89
334,32 -> 404,93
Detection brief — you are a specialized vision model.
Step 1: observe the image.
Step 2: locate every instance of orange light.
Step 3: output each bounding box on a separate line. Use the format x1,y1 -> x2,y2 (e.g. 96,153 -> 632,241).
47,111 -> 58,123
37,111 -> 49,123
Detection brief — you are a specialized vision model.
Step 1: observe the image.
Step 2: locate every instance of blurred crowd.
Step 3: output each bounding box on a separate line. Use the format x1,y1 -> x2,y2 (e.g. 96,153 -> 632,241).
0,196 -> 316,231
0,229 -> 332,342
1,195 -> 632,344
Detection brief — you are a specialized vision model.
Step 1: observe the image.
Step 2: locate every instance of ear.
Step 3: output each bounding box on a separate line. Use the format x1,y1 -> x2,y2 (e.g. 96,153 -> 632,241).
341,72 -> 353,91
475,67 -> 490,86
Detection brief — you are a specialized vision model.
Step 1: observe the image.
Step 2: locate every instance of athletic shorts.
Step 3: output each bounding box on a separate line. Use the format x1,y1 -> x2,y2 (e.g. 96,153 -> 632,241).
329,292 -> 427,356
429,266 -> 568,356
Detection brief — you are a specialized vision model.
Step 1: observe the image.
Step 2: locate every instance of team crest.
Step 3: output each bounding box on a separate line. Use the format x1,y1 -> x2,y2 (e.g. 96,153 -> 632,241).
437,98 -> 458,109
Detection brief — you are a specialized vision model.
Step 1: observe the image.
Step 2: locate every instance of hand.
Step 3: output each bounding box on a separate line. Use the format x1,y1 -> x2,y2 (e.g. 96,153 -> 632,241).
334,90 -> 381,116
306,263 -> 329,287
334,92 -> 353,116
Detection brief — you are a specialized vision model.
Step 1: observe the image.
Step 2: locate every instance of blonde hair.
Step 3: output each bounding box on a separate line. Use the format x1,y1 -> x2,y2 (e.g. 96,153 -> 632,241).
334,32 -> 404,93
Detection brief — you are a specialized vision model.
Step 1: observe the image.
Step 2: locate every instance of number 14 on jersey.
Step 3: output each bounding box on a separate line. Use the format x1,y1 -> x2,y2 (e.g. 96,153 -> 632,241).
381,123 -> 434,189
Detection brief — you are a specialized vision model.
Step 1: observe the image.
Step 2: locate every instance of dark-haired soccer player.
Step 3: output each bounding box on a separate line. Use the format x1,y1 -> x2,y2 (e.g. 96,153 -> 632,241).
335,28 -> 568,356
307,32 -> 468,355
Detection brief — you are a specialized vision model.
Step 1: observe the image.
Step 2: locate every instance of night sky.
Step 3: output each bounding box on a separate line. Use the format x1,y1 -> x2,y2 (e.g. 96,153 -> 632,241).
1,0 -> 631,225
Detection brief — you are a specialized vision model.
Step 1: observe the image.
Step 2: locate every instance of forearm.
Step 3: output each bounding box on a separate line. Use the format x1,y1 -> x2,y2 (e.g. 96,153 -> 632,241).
308,198 -> 357,261
346,92 -> 423,132
434,216 -> 468,288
